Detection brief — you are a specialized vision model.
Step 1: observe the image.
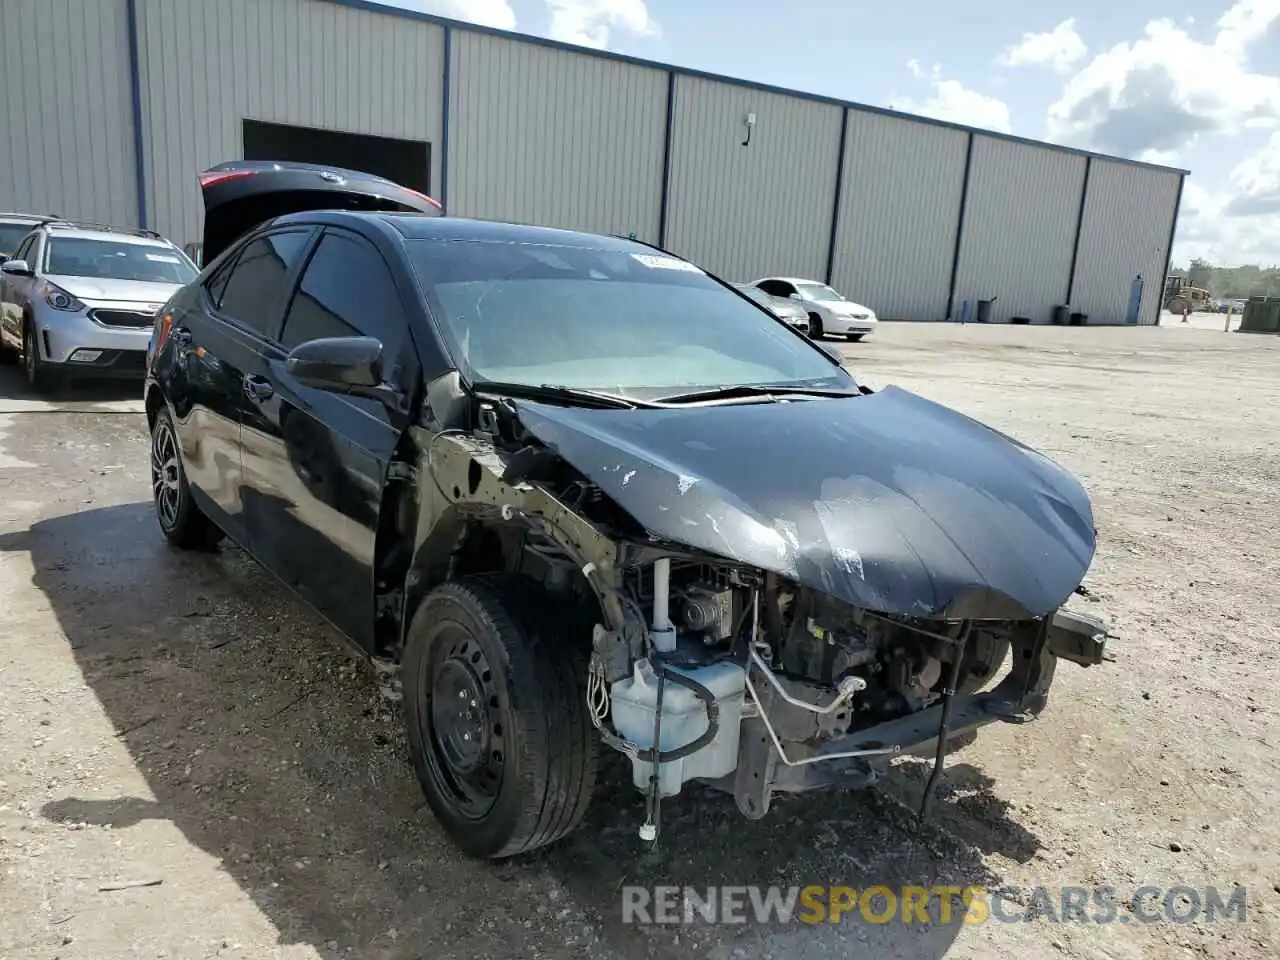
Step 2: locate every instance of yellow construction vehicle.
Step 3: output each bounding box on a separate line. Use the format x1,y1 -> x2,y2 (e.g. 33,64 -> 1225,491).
1163,275 -> 1212,314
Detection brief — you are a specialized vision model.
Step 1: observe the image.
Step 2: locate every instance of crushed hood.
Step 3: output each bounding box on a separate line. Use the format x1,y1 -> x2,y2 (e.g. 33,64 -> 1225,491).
512,386 -> 1096,620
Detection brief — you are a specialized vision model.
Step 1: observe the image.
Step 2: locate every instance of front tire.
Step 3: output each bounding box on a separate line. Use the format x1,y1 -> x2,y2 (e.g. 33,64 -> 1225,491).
808,313 -> 824,338
150,406 -> 224,550
22,322 -> 56,392
403,575 -> 598,859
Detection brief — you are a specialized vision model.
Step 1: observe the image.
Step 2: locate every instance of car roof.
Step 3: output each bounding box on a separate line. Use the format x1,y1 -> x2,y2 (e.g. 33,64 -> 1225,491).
40,222 -> 171,245
0,212 -> 56,224
272,209 -> 664,254
382,215 -> 656,251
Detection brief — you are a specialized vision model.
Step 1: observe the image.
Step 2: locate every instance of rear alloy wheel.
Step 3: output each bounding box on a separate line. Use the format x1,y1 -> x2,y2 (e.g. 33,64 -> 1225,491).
150,406 -> 224,550
808,313 -> 824,338
404,575 -> 598,859
22,322 -> 56,392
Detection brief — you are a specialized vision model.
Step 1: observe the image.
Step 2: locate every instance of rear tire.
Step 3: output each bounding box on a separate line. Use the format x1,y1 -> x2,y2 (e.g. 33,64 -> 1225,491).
403,574 -> 598,859
150,406 -> 224,550
808,313 -> 824,338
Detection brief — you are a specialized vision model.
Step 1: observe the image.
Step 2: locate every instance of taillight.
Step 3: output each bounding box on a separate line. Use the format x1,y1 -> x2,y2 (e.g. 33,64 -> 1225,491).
198,169 -> 256,188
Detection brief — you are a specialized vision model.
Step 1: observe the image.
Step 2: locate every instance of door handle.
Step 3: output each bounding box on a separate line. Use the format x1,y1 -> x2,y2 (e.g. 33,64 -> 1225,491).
243,375 -> 274,402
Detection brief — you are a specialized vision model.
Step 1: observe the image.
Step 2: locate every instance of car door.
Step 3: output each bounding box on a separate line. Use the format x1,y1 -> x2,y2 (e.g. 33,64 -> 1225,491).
239,227 -> 416,650
167,227 -> 316,543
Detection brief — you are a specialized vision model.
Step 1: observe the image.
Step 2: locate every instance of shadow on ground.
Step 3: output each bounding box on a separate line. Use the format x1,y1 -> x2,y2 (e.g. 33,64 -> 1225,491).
4,501 -> 1043,959
0,361 -> 144,403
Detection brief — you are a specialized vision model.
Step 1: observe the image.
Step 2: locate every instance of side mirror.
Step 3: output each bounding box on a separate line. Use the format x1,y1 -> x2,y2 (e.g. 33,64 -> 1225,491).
1,259 -> 33,277
285,336 -> 401,407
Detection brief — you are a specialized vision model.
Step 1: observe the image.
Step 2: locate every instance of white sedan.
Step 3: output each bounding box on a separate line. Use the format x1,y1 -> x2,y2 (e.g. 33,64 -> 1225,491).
752,277 -> 878,341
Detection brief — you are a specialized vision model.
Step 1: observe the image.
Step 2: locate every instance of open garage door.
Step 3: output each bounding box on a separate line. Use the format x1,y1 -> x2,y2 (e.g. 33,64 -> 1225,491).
242,120 -> 431,194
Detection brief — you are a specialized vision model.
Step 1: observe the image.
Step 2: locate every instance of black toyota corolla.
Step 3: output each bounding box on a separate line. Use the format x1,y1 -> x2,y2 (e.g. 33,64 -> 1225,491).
145,160 -> 1109,860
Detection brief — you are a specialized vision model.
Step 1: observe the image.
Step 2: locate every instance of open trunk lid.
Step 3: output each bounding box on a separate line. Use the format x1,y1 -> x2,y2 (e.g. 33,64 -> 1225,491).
199,160 -> 442,265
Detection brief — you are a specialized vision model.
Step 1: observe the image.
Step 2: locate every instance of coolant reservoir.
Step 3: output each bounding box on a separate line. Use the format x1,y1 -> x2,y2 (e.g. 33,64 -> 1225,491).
610,658 -> 746,797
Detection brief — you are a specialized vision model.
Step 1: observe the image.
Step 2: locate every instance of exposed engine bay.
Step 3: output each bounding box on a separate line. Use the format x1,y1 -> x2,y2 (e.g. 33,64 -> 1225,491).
413,388 -> 1111,843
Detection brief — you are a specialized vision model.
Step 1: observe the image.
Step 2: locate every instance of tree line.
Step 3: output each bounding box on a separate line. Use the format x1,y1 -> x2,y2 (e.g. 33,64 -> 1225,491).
1170,260 -> 1280,299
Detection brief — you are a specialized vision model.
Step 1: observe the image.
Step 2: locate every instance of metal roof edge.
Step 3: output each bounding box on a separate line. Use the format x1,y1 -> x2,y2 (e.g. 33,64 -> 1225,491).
322,0 -> 1191,176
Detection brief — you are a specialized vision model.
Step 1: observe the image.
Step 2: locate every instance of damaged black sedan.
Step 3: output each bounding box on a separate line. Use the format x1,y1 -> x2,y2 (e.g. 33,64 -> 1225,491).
145,161 -> 1109,859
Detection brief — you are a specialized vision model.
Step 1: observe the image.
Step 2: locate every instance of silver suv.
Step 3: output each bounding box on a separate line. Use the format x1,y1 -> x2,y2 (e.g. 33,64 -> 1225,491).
0,221 -> 198,390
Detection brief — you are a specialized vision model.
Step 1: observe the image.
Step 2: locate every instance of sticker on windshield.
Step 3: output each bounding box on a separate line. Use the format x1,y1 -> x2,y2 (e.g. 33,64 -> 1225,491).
630,253 -> 703,273
145,253 -> 181,263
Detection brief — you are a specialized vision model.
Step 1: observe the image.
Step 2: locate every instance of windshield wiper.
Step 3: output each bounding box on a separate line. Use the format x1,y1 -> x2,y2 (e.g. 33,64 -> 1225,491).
653,384 -> 861,405
471,380 -> 658,409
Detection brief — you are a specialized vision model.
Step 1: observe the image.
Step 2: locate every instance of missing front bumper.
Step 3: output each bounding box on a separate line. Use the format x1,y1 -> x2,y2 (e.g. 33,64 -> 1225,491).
725,611 -> 1109,818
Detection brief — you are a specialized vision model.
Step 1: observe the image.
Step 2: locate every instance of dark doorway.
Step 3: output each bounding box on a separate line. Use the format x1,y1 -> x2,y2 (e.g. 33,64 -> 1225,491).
242,119 -> 430,193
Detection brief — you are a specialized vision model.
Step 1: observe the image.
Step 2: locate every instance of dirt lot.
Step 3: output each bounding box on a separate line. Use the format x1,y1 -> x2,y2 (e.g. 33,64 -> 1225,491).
1,319 -> 1277,960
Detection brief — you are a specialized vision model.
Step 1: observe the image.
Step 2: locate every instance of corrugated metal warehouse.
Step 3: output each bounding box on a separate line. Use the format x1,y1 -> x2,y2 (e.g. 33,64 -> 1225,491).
0,0 -> 1188,325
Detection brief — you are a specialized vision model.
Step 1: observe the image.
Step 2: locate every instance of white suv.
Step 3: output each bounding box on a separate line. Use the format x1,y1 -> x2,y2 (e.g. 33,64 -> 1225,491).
0,221 -> 198,390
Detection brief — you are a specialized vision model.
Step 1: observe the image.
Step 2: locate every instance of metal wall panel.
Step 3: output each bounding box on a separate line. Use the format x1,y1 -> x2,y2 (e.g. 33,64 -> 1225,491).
1071,161 -> 1182,326
448,33 -> 667,241
830,111 -> 967,320
954,136 -> 1086,324
0,0 -> 137,225
664,76 -> 843,282
135,0 -> 445,245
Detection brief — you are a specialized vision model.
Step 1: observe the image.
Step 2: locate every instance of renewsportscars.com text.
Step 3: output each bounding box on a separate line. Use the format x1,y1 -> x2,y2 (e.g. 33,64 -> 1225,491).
621,884 -> 1249,926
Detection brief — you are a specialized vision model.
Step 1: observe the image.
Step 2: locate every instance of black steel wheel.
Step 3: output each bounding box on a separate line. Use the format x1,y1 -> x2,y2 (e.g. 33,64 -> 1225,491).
403,575 -> 598,859
150,406 -> 224,550
808,313 -> 824,338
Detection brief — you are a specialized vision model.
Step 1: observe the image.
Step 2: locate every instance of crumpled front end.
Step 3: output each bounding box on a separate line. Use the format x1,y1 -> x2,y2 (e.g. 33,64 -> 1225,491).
413,384 -> 1109,838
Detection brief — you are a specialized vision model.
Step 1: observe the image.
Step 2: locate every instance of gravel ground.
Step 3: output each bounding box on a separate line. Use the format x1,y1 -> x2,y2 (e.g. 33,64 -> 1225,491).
1,318 -> 1277,960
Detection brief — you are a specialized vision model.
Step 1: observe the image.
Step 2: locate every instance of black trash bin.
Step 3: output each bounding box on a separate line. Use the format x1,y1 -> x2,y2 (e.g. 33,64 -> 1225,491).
1052,305 -> 1070,325
976,298 -> 996,323
1069,312 -> 1088,326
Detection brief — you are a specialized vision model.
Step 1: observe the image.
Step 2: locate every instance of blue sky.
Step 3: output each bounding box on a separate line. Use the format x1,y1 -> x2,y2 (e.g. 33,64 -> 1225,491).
386,0 -> 1280,266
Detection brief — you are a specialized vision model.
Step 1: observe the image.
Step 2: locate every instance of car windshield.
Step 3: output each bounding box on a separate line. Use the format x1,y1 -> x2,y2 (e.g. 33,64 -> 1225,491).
0,224 -> 33,256
43,237 -> 198,283
408,239 -> 852,398
794,282 -> 845,302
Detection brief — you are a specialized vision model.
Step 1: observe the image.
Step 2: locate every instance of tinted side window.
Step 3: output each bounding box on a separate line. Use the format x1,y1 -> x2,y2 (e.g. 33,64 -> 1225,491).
216,230 -> 311,333
280,232 -> 405,356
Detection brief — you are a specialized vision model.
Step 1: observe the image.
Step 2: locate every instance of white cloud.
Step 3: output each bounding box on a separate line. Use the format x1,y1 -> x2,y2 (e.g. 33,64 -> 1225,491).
891,61 -> 1013,134
1226,130 -> 1280,217
1174,175 -> 1280,266
996,18 -> 1088,72
381,0 -> 517,30
1046,2 -> 1280,159
544,0 -> 658,49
